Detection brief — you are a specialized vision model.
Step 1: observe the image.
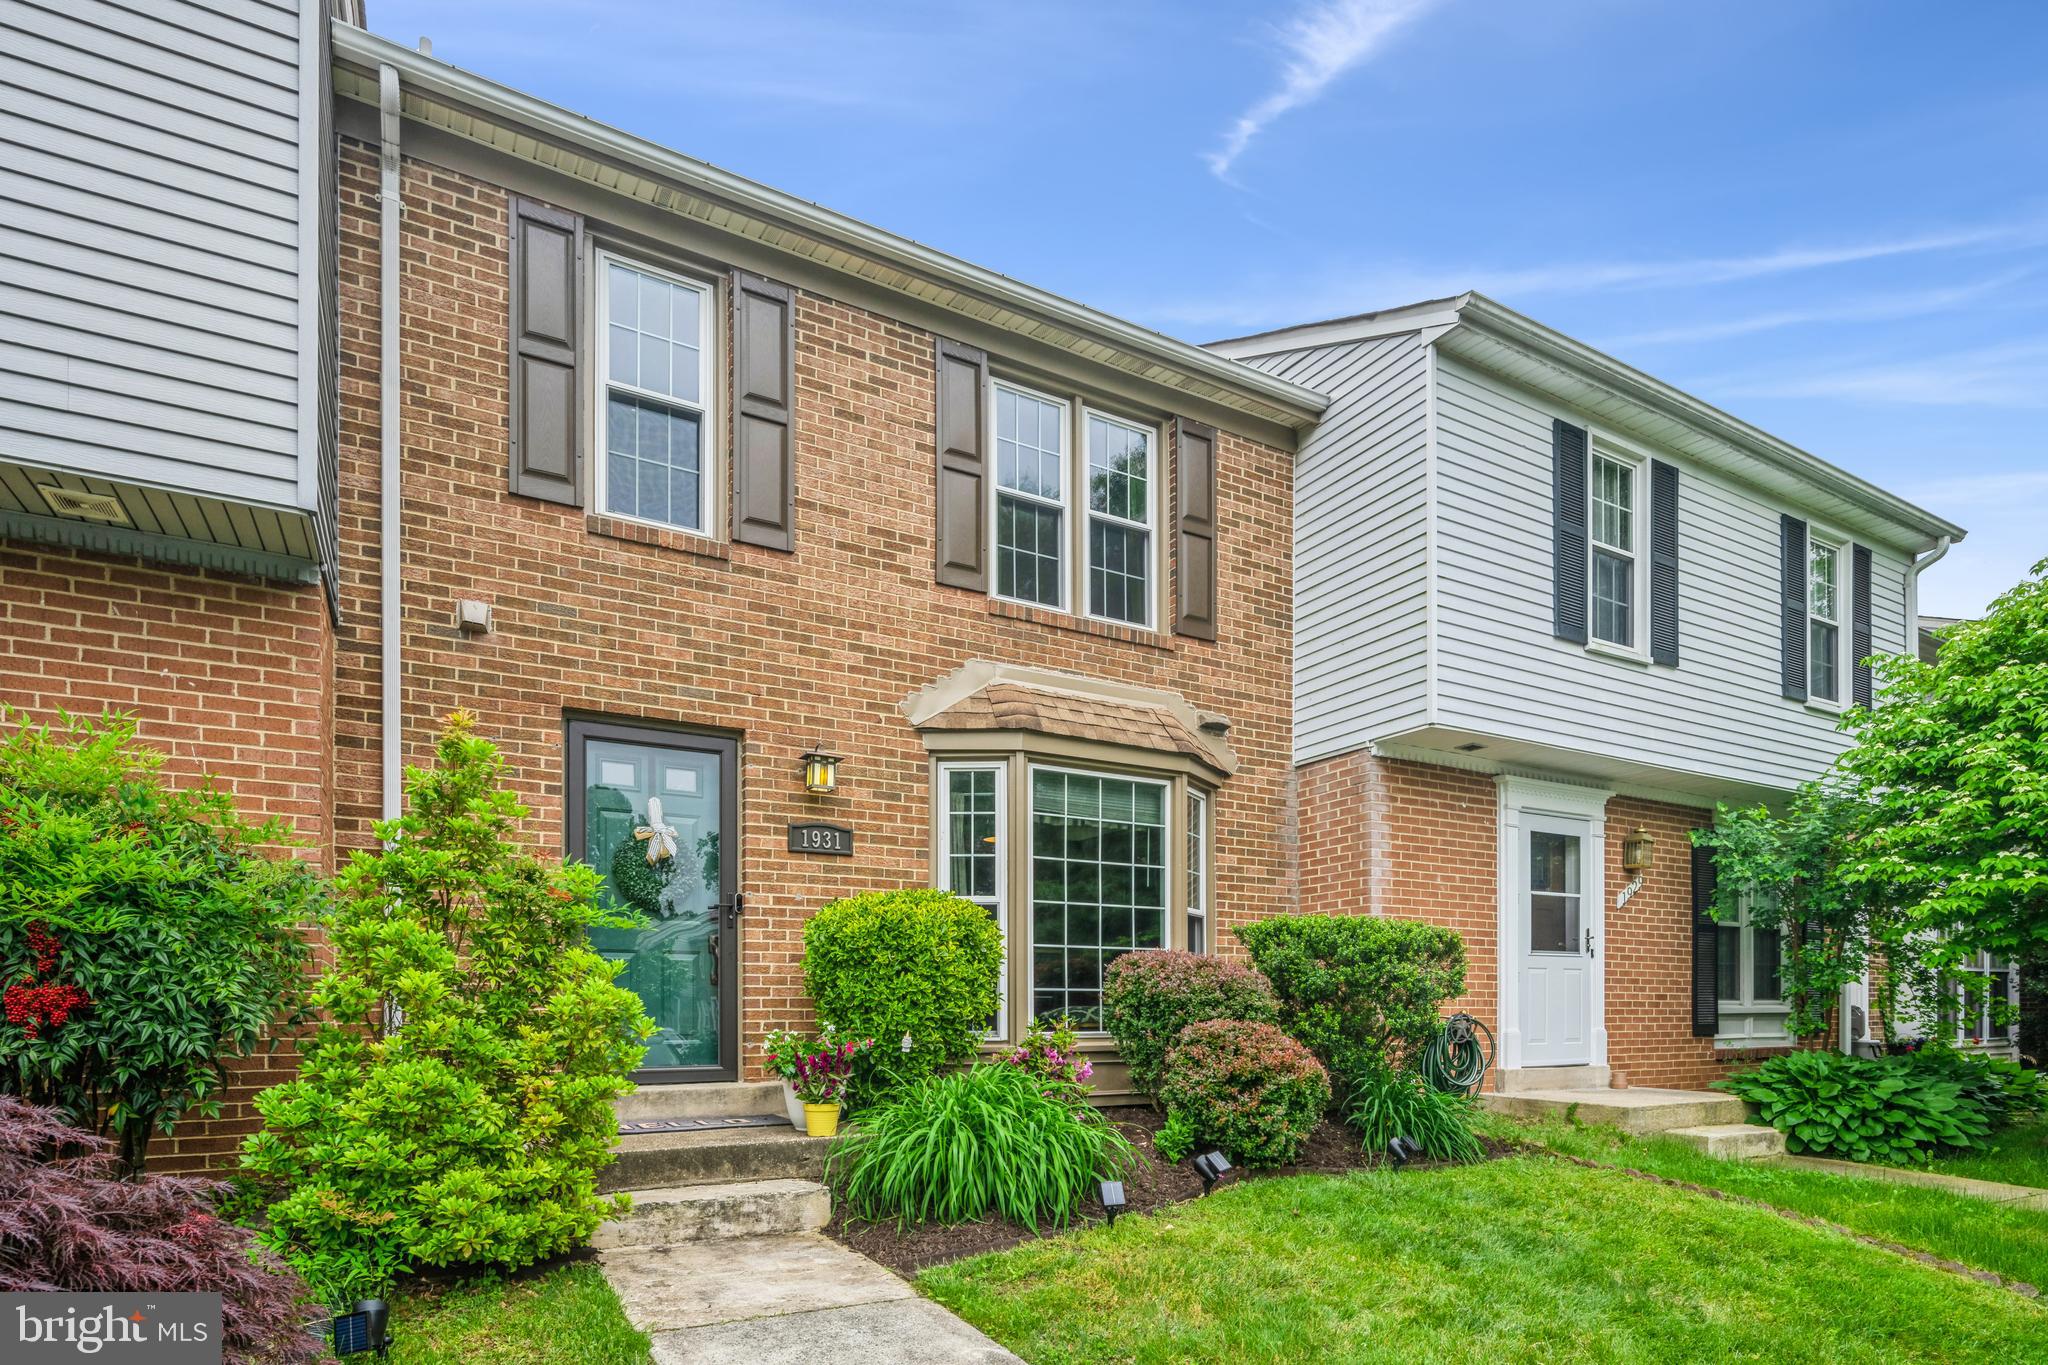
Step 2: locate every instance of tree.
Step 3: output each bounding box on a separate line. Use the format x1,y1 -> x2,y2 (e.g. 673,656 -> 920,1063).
1837,560 -> 2048,983
0,711 -> 318,1173
241,712 -> 652,1305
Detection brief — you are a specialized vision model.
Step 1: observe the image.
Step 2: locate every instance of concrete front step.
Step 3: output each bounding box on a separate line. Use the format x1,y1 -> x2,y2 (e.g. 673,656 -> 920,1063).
602,1123 -> 833,1194
616,1080 -> 789,1123
594,1178 -> 830,1249
1664,1122 -> 1787,1160
1493,1065 -> 1611,1094
1477,1086 -> 1749,1134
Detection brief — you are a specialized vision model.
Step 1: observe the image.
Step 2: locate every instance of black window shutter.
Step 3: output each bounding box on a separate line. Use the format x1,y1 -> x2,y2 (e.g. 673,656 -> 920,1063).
508,197 -> 583,505
1691,842 -> 1720,1038
1175,419 -> 1219,641
1551,419 -> 1589,643
1852,543 -> 1874,708
934,338 -> 989,590
731,271 -> 797,551
1780,514 -> 1808,701
1649,459 -> 1680,665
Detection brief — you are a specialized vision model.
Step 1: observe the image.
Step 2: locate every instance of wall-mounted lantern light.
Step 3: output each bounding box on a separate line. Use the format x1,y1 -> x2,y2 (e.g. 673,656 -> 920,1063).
799,743 -> 843,795
1621,826 -> 1656,874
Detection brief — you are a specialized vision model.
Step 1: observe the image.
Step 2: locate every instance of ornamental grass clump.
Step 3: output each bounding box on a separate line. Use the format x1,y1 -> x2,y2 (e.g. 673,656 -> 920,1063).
0,1096 -> 321,1365
1101,950 -> 1280,1098
1156,1019 -> 1330,1168
240,712 -> 652,1306
1343,1061 -> 1483,1164
826,1062 -> 1135,1230
0,710 -> 319,1174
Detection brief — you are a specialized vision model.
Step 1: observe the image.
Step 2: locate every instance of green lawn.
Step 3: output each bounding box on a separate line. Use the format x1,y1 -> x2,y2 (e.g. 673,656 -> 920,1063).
1914,1118 -> 2048,1190
921,1157 -> 2048,1364
1494,1114 -> 2048,1289
387,1261 -> 649,1365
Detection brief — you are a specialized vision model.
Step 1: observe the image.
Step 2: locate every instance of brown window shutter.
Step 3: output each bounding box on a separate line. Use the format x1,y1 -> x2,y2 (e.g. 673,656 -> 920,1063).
1174,419 -> 1218,640
1851,542 -> 1874,707
731,271 -> 797,551
507,197 -> 583,505
934,338 -> 989,590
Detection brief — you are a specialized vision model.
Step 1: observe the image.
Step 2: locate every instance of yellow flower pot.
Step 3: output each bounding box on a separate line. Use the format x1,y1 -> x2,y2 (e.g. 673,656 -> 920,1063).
802,1102 -> 841,1138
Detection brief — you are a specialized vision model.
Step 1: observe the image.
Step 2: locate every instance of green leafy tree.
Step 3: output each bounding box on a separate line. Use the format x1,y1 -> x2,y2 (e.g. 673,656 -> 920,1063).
0,710 -> 318,1174
241,712 -> 651,1305
1837,560 -> 2048,987
1692,784 -> 1879,1039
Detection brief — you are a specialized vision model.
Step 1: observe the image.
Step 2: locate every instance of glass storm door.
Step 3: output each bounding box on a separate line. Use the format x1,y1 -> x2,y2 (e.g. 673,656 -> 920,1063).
1519,815 -> 1594,1066
569,721 -> 738,1082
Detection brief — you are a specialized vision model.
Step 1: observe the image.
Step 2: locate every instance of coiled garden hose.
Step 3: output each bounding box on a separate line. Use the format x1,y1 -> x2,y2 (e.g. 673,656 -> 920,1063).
1421,1012 -> 1495,1095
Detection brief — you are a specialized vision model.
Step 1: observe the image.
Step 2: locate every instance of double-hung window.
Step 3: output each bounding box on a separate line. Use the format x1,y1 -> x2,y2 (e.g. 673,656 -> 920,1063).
598,254 -> 715,535
1948,951 -> 2016,1048
993,383 -> 1069,608
1808,538 -> 1843,702
939,763 -> 1007,1037
1590,451 -> 1637,648
1085,413 -> 1155,626
1186,789 -> 1210,954
1715,893 -> 1788,1047
990,381 -> 1159,626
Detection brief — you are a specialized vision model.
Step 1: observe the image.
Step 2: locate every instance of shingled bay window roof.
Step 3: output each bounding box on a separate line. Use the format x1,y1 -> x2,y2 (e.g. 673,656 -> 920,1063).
904,661 -> 1235,779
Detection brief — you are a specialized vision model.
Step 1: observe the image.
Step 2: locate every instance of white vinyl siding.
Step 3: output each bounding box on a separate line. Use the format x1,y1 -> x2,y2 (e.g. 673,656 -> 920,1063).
1244,332 -> 1434,761
0,0 -> 317,520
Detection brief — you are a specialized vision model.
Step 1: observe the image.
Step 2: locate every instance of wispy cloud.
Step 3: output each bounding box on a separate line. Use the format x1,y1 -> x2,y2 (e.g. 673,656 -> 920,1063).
1206,0 -> 1441,180
1600,270 -> 2035,348
1710,338 -> 2048,408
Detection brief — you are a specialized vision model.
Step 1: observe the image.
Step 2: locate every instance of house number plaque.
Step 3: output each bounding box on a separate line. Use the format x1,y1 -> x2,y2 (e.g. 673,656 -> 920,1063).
788,822 -> 854,857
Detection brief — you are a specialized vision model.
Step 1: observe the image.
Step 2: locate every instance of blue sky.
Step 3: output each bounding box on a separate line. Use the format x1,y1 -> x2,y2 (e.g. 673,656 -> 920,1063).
370,0 -> 2046,617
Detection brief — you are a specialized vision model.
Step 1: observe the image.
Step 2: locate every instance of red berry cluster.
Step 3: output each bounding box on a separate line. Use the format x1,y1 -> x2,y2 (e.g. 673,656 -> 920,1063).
6,921 -> 88,1039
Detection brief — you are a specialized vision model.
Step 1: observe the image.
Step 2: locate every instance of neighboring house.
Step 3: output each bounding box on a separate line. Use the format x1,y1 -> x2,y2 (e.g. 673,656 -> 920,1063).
0,0 -> 1320,1161
0,0 -> 348,1170
1208,296 -> 1965,1092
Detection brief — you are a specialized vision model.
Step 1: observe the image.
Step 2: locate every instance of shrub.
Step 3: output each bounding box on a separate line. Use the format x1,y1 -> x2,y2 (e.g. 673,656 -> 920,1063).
803,888 -> 1003,1092
1715,1049 -> 1995,1164
827,1063 -> 1135,1230
0,1096 -> 321,1364
1157,1019 -> 1330,1168
1900,1046 -> 2042,1127
1102,951 -> 1279,1097
0,711 -> 319,1173
1343,1061 -> 1483,1163
1236,914 -> 1465,1081
240,713 -> 652,1305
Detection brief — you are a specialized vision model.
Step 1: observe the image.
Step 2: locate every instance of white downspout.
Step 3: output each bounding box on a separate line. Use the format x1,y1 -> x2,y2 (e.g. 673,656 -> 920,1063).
378,64 -> 403,822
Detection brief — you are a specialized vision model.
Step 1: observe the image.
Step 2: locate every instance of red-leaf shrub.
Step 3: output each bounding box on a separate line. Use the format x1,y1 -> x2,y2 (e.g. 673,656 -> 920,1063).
0,1095 -> 320,1364
1101,951 -> 1279,1098
1157,1019 -> 1330,1168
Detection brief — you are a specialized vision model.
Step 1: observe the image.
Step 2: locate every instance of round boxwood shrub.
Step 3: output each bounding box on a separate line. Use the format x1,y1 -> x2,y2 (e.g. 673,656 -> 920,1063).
803,888 -> 1002,1089
1235,914 -> 1465,1079
1157,1018 -> 1330,1168
1102,950 -> 1280,1098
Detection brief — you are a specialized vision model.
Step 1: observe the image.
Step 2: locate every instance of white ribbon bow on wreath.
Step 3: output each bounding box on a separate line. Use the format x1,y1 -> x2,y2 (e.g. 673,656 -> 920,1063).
634,796 -> 679,865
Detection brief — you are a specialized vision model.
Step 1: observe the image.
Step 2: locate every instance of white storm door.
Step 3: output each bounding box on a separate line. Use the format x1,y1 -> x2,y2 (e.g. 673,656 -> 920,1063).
1520,814 -> 1594,1066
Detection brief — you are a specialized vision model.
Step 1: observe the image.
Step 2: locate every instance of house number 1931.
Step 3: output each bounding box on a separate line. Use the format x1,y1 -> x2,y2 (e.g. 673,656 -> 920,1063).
787,822 -> 854,856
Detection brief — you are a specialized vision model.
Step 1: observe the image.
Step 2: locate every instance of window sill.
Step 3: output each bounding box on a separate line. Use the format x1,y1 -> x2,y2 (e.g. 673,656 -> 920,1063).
587,514 -> 731,562
1584,640 -> 1651,668
985,596 -> 1177,652
1804,699 -> 1847,719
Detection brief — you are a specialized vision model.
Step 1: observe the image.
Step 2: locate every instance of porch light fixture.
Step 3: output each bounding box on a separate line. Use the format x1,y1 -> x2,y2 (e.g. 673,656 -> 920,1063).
1099,1179 -> 1127,1226
1192,1150 -> 1231,1195
1621,826 -> 1656,874
1386,1136 -> 1423,1171
799,743 -> 843,795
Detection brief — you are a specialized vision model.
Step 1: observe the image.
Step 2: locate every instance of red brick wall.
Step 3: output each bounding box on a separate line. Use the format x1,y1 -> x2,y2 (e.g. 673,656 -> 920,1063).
332,145 -> 1297,1080
0,541 -> 333,1170
1297,751 -> 1795,1092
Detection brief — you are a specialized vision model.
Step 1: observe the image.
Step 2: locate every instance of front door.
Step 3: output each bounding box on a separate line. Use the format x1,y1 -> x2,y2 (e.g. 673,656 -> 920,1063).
1519,815 -> 1593,1066
568,720 -> 739,1082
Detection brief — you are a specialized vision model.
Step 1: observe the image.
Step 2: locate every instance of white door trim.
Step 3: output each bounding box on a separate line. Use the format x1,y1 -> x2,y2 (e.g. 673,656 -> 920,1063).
1496,774 -> 1611,1072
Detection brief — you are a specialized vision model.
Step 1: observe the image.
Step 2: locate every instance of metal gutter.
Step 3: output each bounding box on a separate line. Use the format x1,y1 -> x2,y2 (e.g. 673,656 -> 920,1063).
378,62 -> 402,823
330,22 -> 1327,430
1905,534 -> 1955,653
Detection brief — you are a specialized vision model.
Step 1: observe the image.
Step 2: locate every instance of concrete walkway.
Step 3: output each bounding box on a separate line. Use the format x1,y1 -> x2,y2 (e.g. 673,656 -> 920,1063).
1777,1155 -> 2048,1211
600,1233 -> 1024,1364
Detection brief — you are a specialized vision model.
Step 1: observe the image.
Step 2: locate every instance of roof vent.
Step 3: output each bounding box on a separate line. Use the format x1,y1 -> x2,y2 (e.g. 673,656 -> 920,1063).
38,486 -> 129,525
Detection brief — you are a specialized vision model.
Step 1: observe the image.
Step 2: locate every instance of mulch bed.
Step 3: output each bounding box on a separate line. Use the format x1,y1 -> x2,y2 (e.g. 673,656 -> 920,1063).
824,1104 -> 1513,1277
